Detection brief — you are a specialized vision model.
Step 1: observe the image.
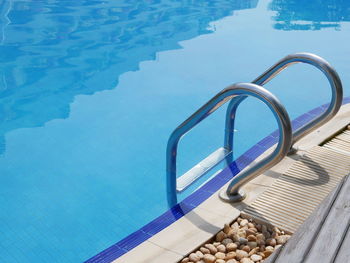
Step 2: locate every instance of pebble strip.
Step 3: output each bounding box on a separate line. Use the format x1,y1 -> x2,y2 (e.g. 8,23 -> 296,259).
180,216 -> 291,263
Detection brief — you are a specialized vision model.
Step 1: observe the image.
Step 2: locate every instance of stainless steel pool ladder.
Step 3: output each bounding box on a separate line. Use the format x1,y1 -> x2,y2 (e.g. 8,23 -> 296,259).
166,53 -> 343,207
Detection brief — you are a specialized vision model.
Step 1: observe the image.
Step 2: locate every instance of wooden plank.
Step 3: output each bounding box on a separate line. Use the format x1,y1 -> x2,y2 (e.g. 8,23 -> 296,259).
271,178 -> 345,263
334,225 -> 350,263
304,175 -> 350,263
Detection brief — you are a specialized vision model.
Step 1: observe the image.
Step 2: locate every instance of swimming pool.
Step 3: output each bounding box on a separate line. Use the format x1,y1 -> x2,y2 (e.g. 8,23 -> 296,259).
0,0 -> 349,262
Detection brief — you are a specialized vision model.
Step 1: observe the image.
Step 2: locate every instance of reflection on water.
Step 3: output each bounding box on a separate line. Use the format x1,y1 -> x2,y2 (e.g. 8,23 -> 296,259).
0,0 -> 257,154
269,0 -> 350,30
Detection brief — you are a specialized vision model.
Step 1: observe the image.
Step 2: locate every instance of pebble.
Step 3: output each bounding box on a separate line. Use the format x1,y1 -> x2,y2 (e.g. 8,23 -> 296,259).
276,235 -> 291,245
240,219 -> 249,227
200,247 -> 210,254
189,253 -> 200,262
216,231 -> 226,242
250,254 -> 263,262
240,258 -> 253,263
205,244 -> 217,254
203,254 -> 216,263
245,229 -> 256,236
256,234 -> 265,245
248,247 -> 259,256
248,222 -> 255,229
266,238 -> 276,246
264,250 -> 273,257
242,245 -> 251,252
247,242 -> 258,249
237,229 -> 247,238
216,244 -> 226,253
215,260 -> 225,263
181,258 -> 189,263
247,235 -> 256,241
231,222 -> 239,231
196,251 -> 204,259
214,252 -> 225,260
236,250 -> 249,260
265,246 -> 274,251
222,238 -> 234,246
224,223 -> 231,234
225,252 -> 236,260
238,237 -> 248,245
226,242 -> 238,252
226,260 -> 238,263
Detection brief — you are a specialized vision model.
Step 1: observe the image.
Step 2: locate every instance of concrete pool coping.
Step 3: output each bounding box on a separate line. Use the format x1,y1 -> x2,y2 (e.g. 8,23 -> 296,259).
86,98 -> 350,263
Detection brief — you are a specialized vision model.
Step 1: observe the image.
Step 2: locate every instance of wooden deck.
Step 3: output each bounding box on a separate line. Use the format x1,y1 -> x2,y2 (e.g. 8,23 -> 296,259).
266,174 -> 350,263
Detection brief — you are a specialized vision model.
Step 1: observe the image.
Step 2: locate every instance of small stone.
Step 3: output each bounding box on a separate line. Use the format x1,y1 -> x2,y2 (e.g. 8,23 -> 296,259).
242,245 -> 251,252
240,258 -> 253,263
226,242 -> 238,252
224,224 -> 231,234
222,238 -> 234,246
237,217 -> 243,224
215,260 -> 225,263
266,238 -> 276,246
200,247 -> 210,254
247,242 -> 258,249
217,244 -> 226,253
216,231 -> 226,242
238,237 -> 248,245
196,251 -> 204,259
246,229 -> 256,236
251,254 -> 263,262
262,231 -> 271,239
256,224 -> 262,231
213,242 -> 221,247
248,247 -> 259,256
276,235 -> 291,245
248,222 -> 255,229
259,245 -> 266,252
231,222 -> 240,231
225,252 -> 236,260
247,235 -> 257,242
237,229 -> 247,238
189,253 -> 200,262
256,234 -> 265,245
273,226 -> 281,235
275,244 -> 282,250
181,257 -> 189,263
264,250 -> 273,257
240,219 -> 249,227
227,260 -> 238,263
261,225 -> 267,233
230,233 -> 240,242
271,232 -> 278,239
236,250 -> 249,260
214,252 -> 225,260
203,254 -> 216,263
250,228 -> 258,233
265,246 -> 274,251
205,244 -> 217,254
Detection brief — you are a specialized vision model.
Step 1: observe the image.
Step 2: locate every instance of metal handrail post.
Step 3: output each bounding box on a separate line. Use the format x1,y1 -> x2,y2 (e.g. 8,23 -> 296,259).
166,83 -> 292,207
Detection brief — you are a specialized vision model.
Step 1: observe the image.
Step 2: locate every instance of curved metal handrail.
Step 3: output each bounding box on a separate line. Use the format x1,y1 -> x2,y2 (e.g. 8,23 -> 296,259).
223,53 -> 343,200
166,83 -> 292,207
225,53 -> 342,156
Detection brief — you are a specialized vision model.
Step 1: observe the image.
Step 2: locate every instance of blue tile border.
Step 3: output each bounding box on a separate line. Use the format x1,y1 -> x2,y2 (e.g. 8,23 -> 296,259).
85,97 -> 350,263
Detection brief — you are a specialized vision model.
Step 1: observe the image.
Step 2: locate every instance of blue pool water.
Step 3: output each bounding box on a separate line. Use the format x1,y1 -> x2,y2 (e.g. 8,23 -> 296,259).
0,0 -> 350,262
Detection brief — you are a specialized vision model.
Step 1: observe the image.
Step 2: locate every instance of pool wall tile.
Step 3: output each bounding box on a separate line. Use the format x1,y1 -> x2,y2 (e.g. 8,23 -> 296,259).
85,97 -> 350,263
